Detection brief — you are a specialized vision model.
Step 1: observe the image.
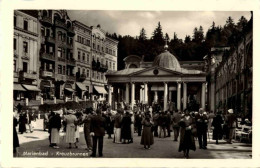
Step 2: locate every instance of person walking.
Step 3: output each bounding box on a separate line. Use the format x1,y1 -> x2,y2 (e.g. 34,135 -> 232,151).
153,111 -> 159,137
135,111 -> 143,136
212,111 -> 223,144
18,112 -> 26,134
225,109 -> 237,144
114,109 -> 123,143
121,111 -> 132,144
178,110 -> 196,159
141,113 -> 154,149
195,108 -> 208,149
130,111 -> 135,143
166,111 -> 172,137
75,111 -> 83,143
105,112 -> 114,139
49,110 -> 62,148
64,109 -> 78,148
158,112 -> 166,138
25,111 -> 34,133
172,110 -> 181,141
90,109 -> 106,157
82,109 -> 93,152
13,115 -> 20,156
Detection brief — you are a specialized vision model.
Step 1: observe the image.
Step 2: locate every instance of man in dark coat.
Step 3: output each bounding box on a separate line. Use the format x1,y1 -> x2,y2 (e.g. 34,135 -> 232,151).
13,116 -> 20,155
105,112 -> 114,139
225,109 -> 237,144
121,111 -> 132,143
19,112 -> 26,134
153,111 -> 159,137
90,109 -> 106,157
82,110 -> 92,151
48,112 -> 61,148
135,111 -> 142,136
166,111 -> 172,137
172,110 -> 181,141
16,103 -> 23,113
195,108 -> 208,149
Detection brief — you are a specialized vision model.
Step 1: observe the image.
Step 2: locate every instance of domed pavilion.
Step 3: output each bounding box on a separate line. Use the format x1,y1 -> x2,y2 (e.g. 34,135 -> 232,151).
106,44 -> 207,111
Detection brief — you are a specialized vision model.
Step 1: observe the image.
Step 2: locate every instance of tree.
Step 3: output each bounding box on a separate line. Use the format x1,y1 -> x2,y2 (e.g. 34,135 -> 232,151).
192,26 -> 204,43
151,22 -> 164,46
184,35 -> 191,43
237,16 -> 248,32
165,33 -> 170,43
139,28 -> 147,41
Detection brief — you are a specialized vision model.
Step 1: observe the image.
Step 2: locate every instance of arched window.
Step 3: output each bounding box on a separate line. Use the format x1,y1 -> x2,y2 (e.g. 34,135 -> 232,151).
129,64 -> 138,68
42,10 -> 48,17
57,31 -> 62,41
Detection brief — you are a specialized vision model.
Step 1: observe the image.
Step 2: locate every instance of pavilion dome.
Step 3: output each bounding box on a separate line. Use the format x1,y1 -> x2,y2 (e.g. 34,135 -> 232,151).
153,45 -> 181,69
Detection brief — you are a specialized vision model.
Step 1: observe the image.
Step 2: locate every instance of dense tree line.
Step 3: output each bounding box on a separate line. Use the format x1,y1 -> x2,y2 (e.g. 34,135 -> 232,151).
106,16 -> 250,70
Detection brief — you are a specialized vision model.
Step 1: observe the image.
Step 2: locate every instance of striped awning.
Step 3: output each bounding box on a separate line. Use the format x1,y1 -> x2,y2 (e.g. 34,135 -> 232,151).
94,86 -> 107,94
65,88 -> 75,92
76,82 -> 87,91
13,83 -> 26,91
22,84 -> 41,91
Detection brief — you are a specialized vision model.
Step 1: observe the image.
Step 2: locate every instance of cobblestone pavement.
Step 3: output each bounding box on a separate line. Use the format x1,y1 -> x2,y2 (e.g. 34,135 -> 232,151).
16,119 -> 252,158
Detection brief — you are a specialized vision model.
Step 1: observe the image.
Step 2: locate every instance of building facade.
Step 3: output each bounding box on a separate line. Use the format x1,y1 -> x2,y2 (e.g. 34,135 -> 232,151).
38,10 -> 76,100
13,10 -> 40,100
73,20 -> 92,99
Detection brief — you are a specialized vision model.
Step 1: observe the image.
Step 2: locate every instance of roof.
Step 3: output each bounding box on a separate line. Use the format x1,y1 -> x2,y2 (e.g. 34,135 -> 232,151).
153,50 -> 181,69
106,68 -> 145,76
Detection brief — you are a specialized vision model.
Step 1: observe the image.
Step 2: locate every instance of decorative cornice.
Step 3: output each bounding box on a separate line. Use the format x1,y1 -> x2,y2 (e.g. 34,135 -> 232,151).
14,26 -> 38,37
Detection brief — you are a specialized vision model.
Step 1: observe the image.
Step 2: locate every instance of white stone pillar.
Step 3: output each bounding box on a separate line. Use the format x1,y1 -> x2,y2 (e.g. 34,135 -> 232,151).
140,88 -> 143,103
183,82 -> 187,110
84,95 -> 87,101
131,82 -> 135,109
154,91 -> 158,103
169,91 -> 172,102
201,82 -> 206,110
177,82 -> 181,111
144,83 -> 148,104
108,84 -> 112,106
40,98 -> 43,105
54,97 -> 56,104
125,83 -> 129,104
163,82 -> 168,111
65,97 -> 68,102
25,98 -> 29,106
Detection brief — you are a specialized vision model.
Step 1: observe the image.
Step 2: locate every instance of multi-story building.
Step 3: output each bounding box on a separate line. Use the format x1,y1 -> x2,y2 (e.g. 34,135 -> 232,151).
13,10 -> 40,101
73,20 -> 92,99
90,25 -> 118,100
38,10 -> 76,100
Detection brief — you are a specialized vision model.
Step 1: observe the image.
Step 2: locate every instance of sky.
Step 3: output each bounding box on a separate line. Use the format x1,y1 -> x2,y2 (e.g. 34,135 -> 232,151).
67,11 -> 251,40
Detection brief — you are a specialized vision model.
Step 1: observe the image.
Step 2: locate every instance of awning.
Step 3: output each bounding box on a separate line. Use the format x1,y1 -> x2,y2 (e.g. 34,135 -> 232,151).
76,82 -> 87,91
94,86 -> 107,94
13,84 -> 26,91
65,88 -> 75,92
22,84 -> 41,91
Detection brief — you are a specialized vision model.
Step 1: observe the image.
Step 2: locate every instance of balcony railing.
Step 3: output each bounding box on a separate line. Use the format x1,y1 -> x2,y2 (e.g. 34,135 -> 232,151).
67,75 -> 75,81
41,53 -> 55,61
55,20 -> 67,29
40,16 -> 52,26
58,57 -> 65,62
45,36 -> 55,43
22,71 -> 37,80
67,58 -> 76,66
67,43 -> 73,49
41,70 -> 54,78
56,74 -> 66,81
67,27 -> 75,36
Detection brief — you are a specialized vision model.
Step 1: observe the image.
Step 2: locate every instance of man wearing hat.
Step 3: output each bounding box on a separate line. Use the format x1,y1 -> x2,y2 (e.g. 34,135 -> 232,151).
195,108 -> 208,149
225,109 -> 237,144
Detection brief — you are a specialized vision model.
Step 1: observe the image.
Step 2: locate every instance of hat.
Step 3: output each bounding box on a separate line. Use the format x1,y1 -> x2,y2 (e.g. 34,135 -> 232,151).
228,109 -> 233,113
53,109 -> 62,115
67,109 -> 75,114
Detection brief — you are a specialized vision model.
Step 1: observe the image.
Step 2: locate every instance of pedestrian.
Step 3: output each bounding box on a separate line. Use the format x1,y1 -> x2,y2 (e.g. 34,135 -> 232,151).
130,111 -> 135,143
195,108 -> 208,149
49,110 -> 62,148
135,111 -> 143,136
16,103 -> 23,113
178,110 -> 196,159
64,109 -> 78,148
106,112 -> 114,139
25,110 -> 34,133
18,111 -> 26,134
225,109 -> 237,144
82,108 -> 93,152
121,111 -> 132,144
158,112 -> 166,138
43,112 -> 49,131
172,110 -> 181,141
75,111 -> 83,143
48,111 -> 55,147
90,108 -> 106,157
166,111 -> 172,137
13,115 -> 20,156
212,111 -> 223,144
114,109 -> 123,143
152,111 -> 159,137
141,113 -> 154,149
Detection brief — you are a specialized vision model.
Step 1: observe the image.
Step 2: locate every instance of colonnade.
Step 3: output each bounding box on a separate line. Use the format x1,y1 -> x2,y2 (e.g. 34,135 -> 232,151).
108,82 -> 206,111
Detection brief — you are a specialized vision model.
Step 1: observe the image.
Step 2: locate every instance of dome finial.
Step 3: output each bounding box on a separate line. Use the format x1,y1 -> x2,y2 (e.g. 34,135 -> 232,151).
164,39 -> 168,51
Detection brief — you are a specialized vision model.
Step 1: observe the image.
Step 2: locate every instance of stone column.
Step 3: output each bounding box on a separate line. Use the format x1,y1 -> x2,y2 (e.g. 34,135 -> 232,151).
154,91 -> 158,103
54,97 -> 57,104
125,83 -> 129,104
25,98 -> 29,106
140,87 -> 143,103
108,84 -> 112,106
40,97 -> 43,105
177,82 -> 181,111
183,82 -> 187,110
163,82 -> 168,111
131,82 -> 135,109
169,90 -> 172,102
201,82 -> 206,110
144,82 -> 148,104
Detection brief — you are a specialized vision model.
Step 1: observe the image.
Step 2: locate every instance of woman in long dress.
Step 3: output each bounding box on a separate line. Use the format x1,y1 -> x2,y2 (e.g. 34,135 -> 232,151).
212,112 -> 223,144
178,110 -> 196,159
121,111 -> 132,144
64,109 -> 78,148
141,113 -> 154,149
130,111 -> 135,143
49,111 -> 62,148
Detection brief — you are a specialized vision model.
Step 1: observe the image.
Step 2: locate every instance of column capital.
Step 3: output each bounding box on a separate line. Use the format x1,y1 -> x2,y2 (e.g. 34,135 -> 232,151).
163,82 -> 168,84
130,82 -> 135,84
143,82 -> 148,84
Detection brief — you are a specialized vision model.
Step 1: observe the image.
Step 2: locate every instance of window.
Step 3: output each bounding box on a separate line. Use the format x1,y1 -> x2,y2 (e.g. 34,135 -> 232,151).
106,60 -> 108,66
23,41 -> 28,53
58,32 -> 62,41
83,53 -> 85,61
109,62 -> 111,69
14,16 -> 17,27
46,29 -> 50,37
83,68 -> 85,74
63,66 -> 65,75
13,60 -> 16,72
102,47 -> 104,52
106,48 -> 108,53
82,38 -> 84,44
97,45 -> 100,51
77,35 -> 80,42
93,43 -> 95,49
86,69 -> 90,78
41,27 -> 45,36
92,70 -> 95,78
87,54 -> 89,64
78,68 -> 80,73
62,49 -> 65,58
23,62 -> 28,73
49,64 -> 53,70
78,51 -> 81,60
87,40 -> 90,46
97,72 -> 99,79
58,48 -> 62,57
14,38 -> 17,50
23,20 -> 28,30
58,65 -> 62,74
113,63 -> 115,70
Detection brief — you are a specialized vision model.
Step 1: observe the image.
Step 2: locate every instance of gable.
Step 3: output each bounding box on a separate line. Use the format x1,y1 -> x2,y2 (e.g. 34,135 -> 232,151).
129,67 -> 182,77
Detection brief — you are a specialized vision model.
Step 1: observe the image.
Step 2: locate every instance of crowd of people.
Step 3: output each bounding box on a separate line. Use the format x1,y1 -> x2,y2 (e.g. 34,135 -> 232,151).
13,101 -> 252,158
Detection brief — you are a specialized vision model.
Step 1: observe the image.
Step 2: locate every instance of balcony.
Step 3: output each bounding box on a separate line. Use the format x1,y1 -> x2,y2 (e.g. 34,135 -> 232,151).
41,53 -> 55,61
58,57 -> 65,62
67,43 -> 73,50
67,75 -> 75,82
56,74 -> 66,81
45,36 -> 55,44
54,20 -> 67,30
40,16 -> 52,27
67,27 -> 75,36
41,70 -> 54,78
22,72 -> 37,80
66,58 -> 76,66
21,52 -> 30,60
